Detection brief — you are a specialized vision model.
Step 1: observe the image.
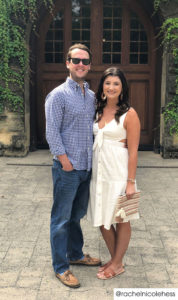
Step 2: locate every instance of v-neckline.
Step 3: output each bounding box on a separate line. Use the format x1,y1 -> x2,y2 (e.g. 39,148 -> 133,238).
97,118 -> 115,130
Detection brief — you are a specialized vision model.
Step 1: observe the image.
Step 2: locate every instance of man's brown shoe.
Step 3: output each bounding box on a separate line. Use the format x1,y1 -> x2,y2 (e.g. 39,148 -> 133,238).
70,254 -> 101,266
56,270 -> 80,288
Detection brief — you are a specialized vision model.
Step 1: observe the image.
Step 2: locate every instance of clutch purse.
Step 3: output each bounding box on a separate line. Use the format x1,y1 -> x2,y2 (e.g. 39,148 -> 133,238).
114,191 -> 140,222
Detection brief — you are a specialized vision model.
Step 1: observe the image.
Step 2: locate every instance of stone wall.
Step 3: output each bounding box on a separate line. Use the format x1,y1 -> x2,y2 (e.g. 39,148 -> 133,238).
159,0 -> 178,158
0,111 -> 28,156
0,11 -> 31,157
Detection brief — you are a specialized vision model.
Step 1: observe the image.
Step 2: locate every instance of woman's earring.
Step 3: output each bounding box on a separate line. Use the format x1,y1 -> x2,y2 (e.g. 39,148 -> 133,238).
120,92 -> 123,101
101,92 -> 107,100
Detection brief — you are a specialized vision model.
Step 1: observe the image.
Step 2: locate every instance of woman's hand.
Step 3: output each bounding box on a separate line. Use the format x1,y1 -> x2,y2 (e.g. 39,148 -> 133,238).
126,182 -> 136,199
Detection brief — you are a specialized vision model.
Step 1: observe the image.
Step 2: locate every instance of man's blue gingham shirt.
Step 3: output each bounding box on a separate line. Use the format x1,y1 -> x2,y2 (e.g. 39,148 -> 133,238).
45,77 -> 95,171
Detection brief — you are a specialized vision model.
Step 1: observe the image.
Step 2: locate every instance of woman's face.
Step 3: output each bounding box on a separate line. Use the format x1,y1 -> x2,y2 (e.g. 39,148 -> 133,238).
103,76 -> 122,101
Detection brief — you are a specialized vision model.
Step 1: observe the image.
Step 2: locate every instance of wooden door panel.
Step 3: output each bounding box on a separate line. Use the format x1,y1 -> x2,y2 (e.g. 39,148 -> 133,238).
43,80 -> 62,97
129,81 -> 149,131
129,80 -> 150,144
37,80 -> 64,146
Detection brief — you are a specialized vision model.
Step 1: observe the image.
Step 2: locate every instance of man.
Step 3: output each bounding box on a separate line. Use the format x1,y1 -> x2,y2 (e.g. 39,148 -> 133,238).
45,43 -> 101,288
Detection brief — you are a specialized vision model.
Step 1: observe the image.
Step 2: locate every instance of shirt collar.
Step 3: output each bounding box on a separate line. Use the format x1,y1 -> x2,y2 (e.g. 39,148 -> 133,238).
66,77 -> 89,90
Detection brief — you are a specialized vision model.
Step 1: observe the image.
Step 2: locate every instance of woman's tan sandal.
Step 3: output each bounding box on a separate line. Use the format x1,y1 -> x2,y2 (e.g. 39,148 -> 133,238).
97,266 -> 125,280
98,261 -> 125,273
56,270 -> 80,288
70,254 -> 101,266
98,261 -> 112,273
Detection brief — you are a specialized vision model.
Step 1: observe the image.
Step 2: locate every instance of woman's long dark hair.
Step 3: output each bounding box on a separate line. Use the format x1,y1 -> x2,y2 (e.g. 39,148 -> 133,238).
95,67 -> 130,123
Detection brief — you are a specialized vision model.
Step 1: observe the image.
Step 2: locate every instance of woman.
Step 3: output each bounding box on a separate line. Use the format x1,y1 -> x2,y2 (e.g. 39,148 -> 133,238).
87,67 -> 140,280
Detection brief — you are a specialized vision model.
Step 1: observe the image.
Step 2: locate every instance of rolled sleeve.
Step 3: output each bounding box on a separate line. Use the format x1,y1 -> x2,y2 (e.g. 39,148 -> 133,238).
45,92 -> 66,156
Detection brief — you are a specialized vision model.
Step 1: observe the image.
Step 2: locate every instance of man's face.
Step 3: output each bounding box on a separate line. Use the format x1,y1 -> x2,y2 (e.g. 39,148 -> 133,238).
66,48 -> 91,82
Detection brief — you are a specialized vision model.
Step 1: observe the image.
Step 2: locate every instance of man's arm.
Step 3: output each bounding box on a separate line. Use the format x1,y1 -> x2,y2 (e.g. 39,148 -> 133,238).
45,92 -> 74,171
45,92 -> 65,155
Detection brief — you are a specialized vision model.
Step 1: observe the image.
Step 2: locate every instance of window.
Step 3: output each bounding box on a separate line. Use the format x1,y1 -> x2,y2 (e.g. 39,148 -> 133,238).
45,11 -> 64,63
103,0 -> 122,64
44,1 -> 149,65
129,11 -> 148,64
45,11 -> 63,63
72,0 -> 91,48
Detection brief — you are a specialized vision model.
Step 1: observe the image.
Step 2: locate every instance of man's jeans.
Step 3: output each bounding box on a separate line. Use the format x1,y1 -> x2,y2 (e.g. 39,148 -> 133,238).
51,159 -> 91,274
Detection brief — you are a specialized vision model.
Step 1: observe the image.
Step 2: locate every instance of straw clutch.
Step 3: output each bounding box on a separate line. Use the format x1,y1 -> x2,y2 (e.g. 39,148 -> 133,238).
114,191 -> 140,222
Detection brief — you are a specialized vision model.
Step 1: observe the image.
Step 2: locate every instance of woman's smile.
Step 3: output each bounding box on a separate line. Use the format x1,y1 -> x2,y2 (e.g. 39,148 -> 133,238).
103,76 -> 122,100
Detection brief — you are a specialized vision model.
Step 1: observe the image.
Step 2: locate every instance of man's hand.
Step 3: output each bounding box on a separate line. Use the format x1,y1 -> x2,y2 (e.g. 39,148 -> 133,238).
57,154 -> 74,172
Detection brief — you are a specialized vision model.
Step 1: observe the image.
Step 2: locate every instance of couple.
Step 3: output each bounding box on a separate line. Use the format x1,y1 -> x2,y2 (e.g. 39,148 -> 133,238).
45,43 -> 140,288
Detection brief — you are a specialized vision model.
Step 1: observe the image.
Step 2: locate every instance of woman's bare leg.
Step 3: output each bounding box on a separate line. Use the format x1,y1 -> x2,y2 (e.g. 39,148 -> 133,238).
111,222 -> 131,267
98,225 -> 116,272
98,222 -> 131,278
100,225 -> 116,258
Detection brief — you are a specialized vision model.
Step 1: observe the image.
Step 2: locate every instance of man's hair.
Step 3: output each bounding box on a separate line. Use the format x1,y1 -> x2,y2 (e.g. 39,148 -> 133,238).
66,43 -> 92,61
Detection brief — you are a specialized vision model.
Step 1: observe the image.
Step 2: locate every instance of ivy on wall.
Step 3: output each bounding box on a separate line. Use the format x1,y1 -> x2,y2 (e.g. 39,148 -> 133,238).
161,18 -> 178,135
154,0 -> 178,135
0,0 -> 53,113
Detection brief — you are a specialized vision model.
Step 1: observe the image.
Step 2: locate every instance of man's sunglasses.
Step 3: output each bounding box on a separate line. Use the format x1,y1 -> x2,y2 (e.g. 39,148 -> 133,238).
69,57 -> 90,65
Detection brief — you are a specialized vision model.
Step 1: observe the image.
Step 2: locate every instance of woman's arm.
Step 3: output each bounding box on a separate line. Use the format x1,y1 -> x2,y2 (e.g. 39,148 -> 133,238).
124,108 -> 141,197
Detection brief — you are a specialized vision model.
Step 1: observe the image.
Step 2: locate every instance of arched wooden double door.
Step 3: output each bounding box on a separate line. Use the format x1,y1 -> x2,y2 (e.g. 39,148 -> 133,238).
36,0 -> 156,148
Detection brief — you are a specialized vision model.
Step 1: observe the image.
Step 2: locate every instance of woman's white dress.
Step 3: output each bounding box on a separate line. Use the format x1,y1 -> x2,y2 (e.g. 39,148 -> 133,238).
87,111 -> 139,230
